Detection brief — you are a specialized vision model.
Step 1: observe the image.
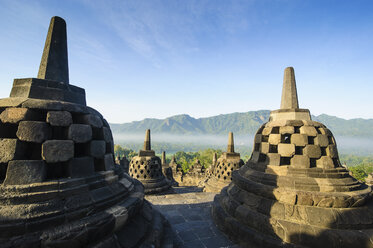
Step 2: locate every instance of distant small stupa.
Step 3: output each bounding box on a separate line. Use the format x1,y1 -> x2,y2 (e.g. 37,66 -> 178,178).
203,132 -> 244,192
129,129 -> 171,194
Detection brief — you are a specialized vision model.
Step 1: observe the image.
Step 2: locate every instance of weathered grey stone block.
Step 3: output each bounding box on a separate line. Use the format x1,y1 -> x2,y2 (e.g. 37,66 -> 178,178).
254,134 -> 262,143
0,107 -> 38,124
316,156 -> 334,169
260,142 -> 270,153
290,155 -> 310,168
303,145 -> 321,158
102,127 -> 112,142
314,134 -> 329,147
68,124 -> 92,143
251,151 -> 260,162
262,127 -> 272,136
104,154 -> 114,170
42,140 -> 74,163
280,126 -> 294,134
278,143 -> 295,157
269,134 -> 281,145
290,134 -> 308,146
4,160 -> 46,185
267,153 -> 281,166
0,139 -> 27,163
89,140 -> 106,158
77,114 -> 103,128
300,126 -> 317,136
16,121 -> 51,143
46,111 -> 72,126
326,145 -> 338,158
68,156 -> 95,177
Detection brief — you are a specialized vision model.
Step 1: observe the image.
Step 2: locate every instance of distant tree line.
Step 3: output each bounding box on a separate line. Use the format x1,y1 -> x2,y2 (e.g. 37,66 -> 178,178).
114,144 -> 373,181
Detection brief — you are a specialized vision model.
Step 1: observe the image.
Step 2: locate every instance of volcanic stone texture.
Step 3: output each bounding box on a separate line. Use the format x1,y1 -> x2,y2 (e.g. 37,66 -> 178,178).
0,103 -> 115,185
212,119 -> 373,248
129,154 -> 171,194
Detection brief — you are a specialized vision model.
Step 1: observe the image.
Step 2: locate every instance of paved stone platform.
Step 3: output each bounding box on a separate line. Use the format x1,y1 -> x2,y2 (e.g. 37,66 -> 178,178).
145,186 -> 240,248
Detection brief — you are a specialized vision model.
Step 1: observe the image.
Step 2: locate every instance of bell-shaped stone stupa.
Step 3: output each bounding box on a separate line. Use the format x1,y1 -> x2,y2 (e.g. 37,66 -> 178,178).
204,132 -> 244,192
129,129 -> 171,194
212,67 -> 373,248
0,16 -> 173,248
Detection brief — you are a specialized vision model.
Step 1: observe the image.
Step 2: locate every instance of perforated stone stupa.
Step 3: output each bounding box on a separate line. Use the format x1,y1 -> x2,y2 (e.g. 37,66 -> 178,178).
0,16 -> 173,248
204,132 -> 244,192
212,67 -> 373,248
129,129 -> 171,194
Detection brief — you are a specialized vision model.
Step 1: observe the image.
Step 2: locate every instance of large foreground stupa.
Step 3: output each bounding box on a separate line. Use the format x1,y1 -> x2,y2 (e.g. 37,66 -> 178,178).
212,67 -> 373,248
0,17 -> 173,248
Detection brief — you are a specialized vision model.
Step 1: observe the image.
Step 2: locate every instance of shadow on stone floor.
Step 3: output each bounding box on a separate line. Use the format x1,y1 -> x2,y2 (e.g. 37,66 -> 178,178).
149,201 -> 242,248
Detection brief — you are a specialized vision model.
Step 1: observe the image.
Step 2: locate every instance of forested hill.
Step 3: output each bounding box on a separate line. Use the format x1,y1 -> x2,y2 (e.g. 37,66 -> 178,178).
110,110 -> 373,137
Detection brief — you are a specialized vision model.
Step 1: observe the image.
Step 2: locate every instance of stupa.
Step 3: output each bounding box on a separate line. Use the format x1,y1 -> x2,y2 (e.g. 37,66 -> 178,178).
212,67 -> 373,247
205,152 -> 218,177
0,17 -> 173,248
129,129 -> 171,194
161,151 -> 178,186
204,132 -> 244,192
180,159 -> 206,186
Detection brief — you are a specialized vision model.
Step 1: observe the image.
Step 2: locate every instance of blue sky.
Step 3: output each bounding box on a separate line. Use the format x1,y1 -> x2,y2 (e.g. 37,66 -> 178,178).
0,0 -> 372,123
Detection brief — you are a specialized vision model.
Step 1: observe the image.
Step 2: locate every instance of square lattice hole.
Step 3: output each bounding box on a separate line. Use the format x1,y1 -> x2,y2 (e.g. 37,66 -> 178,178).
321,147 -> 326,156
328,136 -> 334,144
254,143 -> 260,151
46,162 -> 69,179
294,126 -> 300,133
94,158 -> 105,171
308,136 -> 314,144
281,134 -> 291,144
25,142 -> 42,160
310,158 -> 317,167
295,146 -> 303,155
269,145 -> 278,153
75,143 -> 90,157
258,153 -> 267,162
0,163 -> 7,183
92,127 -> 104,140
316,127 -> 322,134
262,136 -> 269,142
271,127 -> 280,134
51,126 -> 67,139
280,157 -> 291,165
0,123 -> 18,138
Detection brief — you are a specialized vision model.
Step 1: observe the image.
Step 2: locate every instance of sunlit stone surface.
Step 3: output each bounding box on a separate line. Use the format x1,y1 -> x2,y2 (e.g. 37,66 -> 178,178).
0,16 -> 173,248
212,67 -> 373,248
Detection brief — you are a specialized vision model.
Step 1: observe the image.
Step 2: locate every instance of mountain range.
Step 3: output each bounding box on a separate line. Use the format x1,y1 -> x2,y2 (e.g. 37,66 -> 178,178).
110,110 -> 373,137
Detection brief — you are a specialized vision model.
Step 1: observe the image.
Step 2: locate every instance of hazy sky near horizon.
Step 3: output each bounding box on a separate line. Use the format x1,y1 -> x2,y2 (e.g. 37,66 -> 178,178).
0,0 -> 372,123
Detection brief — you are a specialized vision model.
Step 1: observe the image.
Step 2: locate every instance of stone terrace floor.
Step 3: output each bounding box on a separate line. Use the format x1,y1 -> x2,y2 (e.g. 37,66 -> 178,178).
145,187 -> 241,248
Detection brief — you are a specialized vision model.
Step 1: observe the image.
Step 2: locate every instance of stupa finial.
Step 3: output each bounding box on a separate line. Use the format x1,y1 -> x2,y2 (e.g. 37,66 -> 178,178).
143,129 -> 151,150
227,132 -> 234,153
280,67 -> 299,109
38,16 -> 69,84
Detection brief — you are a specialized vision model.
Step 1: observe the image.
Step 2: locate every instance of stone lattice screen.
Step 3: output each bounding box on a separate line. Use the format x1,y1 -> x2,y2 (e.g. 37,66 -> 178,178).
0,107 -> 114,184
251,120 -> 341,169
